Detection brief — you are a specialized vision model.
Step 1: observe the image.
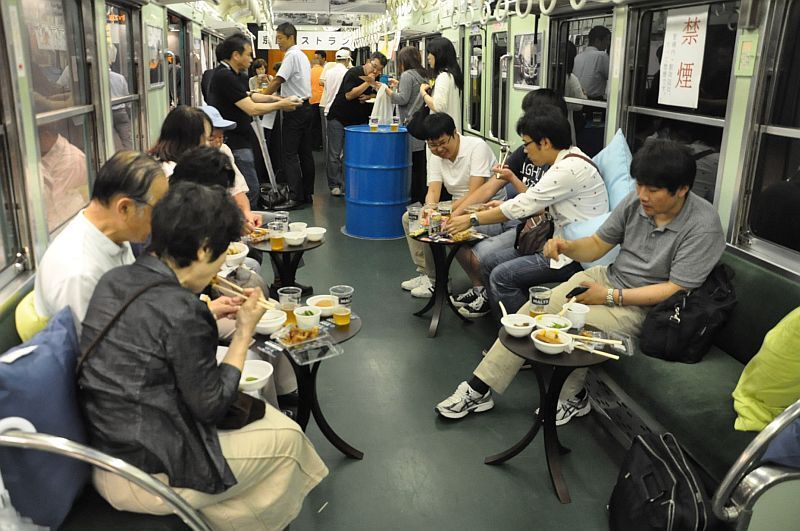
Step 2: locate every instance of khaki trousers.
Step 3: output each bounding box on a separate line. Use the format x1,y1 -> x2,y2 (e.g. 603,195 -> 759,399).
401,211 -> 435,279
94,406 -> 328,531
474,266 -> 648,398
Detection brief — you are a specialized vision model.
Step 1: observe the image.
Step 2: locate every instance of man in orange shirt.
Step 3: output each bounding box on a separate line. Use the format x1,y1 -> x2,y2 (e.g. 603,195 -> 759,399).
310,50 -> 326,150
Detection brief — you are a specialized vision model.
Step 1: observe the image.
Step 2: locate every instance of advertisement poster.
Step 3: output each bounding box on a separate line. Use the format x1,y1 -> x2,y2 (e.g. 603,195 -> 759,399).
658,5 -> 709,108
146,24 -> 164,87
514,33 -> 541,89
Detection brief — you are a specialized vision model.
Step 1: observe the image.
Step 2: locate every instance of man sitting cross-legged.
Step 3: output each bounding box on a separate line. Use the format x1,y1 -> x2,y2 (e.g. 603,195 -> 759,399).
436,139 -> 726,422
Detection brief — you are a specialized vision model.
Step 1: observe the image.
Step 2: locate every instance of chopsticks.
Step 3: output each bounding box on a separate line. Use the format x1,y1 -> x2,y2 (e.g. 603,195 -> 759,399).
493,146 -> 511,180
565,333 -> 623,346
558,297 -> 577,317
573,342 -> 620,361
213,275 -> 277,310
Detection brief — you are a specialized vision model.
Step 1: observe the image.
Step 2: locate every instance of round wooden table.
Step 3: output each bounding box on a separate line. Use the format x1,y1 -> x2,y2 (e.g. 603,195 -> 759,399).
488,327 -> 612,504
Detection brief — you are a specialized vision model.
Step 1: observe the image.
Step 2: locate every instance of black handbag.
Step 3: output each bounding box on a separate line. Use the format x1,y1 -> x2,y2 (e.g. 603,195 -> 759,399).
77,280 -> 265,431
639,263 -> 736,363
609,432 -> 715,531
514,211 -> 554,255
406,104 -> 430,141
259,180 -> 292,210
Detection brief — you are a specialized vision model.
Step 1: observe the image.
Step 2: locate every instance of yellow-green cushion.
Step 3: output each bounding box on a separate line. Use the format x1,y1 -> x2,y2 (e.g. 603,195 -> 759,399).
733,307 -> 800,431
15,291 -> 50,342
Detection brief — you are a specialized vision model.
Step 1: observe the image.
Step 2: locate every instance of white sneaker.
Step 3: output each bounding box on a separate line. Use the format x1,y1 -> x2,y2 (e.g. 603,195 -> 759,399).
401,274 -> 428,291
535,392 -> 591,426
457,292 -> 491,319
436,381 -> 495,419
451,287 -> 479,308
410,277 -> 434,298
330,187 -> 344,197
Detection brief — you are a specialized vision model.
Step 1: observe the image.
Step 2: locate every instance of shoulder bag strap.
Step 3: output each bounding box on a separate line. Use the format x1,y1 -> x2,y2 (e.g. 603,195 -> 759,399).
562,153 -> 599,172
76,279 -> 174,375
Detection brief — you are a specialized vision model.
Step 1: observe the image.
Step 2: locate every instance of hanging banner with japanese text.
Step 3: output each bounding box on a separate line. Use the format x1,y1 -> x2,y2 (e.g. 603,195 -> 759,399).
658,6 -> 709,109
256,31 -> 272,50
296,31 -> 356,51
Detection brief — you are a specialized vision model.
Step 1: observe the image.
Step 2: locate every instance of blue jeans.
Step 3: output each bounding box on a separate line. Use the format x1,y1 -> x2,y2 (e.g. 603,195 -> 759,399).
232,147 -> 260,209
326,118 -> 345,190
484,249 -> 583,317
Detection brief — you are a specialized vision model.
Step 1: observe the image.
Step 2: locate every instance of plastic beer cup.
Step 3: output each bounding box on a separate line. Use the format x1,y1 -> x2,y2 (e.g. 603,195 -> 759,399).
528,286 -> 552,317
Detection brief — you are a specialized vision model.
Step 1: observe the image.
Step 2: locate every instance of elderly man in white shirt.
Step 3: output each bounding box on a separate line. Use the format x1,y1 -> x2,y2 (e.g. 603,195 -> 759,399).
573,26 -> 611,100
436,107 -> 609,420
401,113 -> 506,298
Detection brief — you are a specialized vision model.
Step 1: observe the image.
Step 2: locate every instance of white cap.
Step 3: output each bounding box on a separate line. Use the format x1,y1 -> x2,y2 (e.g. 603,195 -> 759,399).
335,49 -> 351,60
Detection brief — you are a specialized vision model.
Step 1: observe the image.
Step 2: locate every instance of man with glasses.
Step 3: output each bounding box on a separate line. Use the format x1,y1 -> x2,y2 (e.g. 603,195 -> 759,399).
401,113 -> 505,298
33,151 -> 169,335
326,52 -> 388,197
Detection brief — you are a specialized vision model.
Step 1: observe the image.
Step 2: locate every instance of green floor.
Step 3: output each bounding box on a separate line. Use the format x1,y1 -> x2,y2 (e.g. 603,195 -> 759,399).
283,155 -> 624,530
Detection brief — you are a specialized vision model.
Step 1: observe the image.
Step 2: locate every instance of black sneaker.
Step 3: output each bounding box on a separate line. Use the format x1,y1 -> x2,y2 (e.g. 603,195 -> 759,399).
451,287 -> 479,308
457,293 -> 491,318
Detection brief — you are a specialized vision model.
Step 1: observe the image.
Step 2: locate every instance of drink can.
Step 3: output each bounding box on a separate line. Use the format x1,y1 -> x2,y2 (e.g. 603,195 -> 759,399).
429,212 -> 442,237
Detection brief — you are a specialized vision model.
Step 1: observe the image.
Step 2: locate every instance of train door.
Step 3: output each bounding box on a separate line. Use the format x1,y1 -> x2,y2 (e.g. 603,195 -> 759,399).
166,11 -> 189,108
550,10 -> 614,156
185,21 -> 201,106
105,2 -> 145,152
465,25 -> 483,136
623,1 -> 739,203
488,27 -> 510,143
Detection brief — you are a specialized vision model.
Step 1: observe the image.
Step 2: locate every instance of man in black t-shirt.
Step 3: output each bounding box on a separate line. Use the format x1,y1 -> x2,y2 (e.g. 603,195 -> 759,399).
207,33 -> 299,209
325,52 -> 388,196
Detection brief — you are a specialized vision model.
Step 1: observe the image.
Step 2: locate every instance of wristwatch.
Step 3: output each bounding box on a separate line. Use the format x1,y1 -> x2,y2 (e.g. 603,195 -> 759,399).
469,213 -> 480,227
605,288 -> 615,307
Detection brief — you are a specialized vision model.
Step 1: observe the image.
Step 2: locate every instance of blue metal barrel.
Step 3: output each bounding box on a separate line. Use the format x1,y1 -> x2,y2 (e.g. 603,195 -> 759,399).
343,125 -> 411,239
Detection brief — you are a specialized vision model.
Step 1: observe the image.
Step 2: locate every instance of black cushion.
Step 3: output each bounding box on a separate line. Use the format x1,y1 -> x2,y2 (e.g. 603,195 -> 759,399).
604,345 -> 755,480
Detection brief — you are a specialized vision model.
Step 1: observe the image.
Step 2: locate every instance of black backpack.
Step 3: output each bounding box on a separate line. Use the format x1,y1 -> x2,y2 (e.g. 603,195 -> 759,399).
609,433 -> 713,531
639,263 -> 736,363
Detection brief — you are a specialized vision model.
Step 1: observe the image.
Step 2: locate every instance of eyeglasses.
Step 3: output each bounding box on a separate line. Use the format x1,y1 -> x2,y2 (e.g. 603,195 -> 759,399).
132,198 -> 156,210
427,135 -> 452,150
522,139 -> 536,148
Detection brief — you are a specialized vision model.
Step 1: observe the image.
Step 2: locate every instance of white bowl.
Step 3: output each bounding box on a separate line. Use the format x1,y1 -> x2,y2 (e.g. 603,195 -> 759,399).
306,227 -> 326,242
289,222 -> 307,233
239,359 -> 274,392
534,314 -> 573,331
293,305 -> 322,330
565,302 -> 590,329
501,314 -> 536,338
306,295 -> 338,317
255,309 -> 287,335
532,329 -> 572,355
225,241 -> 248,267
284,231 -> 306,246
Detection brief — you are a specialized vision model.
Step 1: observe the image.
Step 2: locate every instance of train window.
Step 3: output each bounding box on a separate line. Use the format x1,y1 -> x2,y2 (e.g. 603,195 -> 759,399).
0,112 -> 20,277
630,1 -> 740,118
551,14 -> 613,156
106,3 -> 140,152
36,117 -> 95,233
23,0 -> 97,234
467,31 -> 482,132
740,2 -> 800,256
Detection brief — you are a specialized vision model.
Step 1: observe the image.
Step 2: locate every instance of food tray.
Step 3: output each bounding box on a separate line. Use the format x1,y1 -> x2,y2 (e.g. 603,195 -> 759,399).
271,325 -> 328,348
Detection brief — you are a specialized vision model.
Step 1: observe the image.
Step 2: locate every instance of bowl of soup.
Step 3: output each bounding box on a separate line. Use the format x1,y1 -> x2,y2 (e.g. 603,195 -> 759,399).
225,241 -> 248,267
306,295 -> 338,317
239,359 -> 273,392
501,314 -> 536,338
532,329 -> 572,355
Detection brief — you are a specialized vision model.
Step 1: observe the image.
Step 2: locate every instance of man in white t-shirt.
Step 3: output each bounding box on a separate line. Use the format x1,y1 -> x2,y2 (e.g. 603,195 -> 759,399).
401,113 -> 505,298
319,49 -> 352,161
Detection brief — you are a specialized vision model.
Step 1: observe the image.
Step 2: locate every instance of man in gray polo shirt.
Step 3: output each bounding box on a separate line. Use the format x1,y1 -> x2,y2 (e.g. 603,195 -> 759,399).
263,22 -> 314,207
436,139 -> 726,422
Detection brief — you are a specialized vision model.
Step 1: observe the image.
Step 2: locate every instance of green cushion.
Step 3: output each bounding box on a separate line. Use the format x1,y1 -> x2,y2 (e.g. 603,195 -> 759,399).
716,252 -> 800,364
604,346 -> 755,480
732,307 -> 800,431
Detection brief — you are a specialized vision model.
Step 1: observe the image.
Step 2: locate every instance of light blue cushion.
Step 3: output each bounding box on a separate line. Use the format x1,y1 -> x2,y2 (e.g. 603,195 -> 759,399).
762,415 -> 800,469
0,308 -> 89,528
561,212 -> 620,268
592,128 -> 635,209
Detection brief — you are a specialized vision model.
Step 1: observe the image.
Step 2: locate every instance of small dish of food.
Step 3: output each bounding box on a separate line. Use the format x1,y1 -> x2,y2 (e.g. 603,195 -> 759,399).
274,324 -> 321,347
249,227 -> 269,243
239,360 -> 273,392
293,305 -> 322,329
534,314 -> 573,331
284,231 -> 306,246
288,222 -> 307,233
306,227 -> 326,242
501,314 -> 536,338
532,329 -> 572,355
255,309 -> 287,335
225,241 -> 249,267
306,294 -> 338,317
